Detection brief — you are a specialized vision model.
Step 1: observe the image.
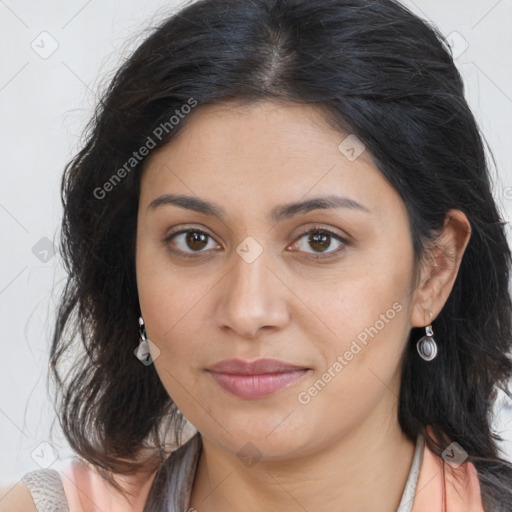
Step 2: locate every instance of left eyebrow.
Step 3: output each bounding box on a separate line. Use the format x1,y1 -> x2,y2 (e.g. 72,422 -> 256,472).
147,193 -> 371,223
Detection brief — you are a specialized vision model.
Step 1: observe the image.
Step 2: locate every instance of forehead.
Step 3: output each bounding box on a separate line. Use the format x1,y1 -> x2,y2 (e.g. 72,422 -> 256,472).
139,100 -> 402,222
148,99 -> 362,162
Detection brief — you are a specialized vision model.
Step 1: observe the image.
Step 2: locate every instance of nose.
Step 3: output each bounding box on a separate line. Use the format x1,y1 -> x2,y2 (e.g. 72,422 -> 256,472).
215,241 -> 290,339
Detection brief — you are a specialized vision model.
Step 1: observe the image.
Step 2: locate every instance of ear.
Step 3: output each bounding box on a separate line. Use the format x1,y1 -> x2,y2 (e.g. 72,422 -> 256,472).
411,209 -> 471,327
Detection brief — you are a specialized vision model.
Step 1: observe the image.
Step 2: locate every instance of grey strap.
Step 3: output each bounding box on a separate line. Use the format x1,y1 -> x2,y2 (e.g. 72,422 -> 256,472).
142,432 -> 202,512
21,468 -> 70,512
396,432 -> 425,512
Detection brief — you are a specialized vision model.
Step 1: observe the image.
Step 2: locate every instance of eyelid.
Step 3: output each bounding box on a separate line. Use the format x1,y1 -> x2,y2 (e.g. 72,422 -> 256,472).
164,224 -> 212,239
292,224 -> 350,244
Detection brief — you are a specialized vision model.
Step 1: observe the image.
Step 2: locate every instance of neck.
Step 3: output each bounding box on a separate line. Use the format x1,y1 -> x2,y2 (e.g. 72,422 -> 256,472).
188,399 -> 416,512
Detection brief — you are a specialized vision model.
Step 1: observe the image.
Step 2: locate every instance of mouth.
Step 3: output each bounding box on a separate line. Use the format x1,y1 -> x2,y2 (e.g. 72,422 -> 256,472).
206,358 -> 311,399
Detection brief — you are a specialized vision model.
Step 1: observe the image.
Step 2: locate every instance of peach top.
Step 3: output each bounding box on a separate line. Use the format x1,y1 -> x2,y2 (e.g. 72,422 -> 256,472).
20,428 -> 485,512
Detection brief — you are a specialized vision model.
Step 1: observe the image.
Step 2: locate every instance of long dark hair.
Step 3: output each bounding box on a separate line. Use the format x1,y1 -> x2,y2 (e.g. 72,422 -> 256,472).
49,0 -> 512,509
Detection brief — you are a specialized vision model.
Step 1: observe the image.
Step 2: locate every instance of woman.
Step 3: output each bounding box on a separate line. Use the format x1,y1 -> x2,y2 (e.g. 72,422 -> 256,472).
4,0 -> 512,511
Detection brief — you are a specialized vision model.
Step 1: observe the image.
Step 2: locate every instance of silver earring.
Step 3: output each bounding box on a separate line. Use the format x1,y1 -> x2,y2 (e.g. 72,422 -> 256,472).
417,322 -> 438,361
139,316 -> 147,342
135,316 -> 153,365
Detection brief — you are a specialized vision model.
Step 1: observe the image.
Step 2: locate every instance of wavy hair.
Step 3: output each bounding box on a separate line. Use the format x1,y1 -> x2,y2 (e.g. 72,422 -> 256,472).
49,0 -> 512,509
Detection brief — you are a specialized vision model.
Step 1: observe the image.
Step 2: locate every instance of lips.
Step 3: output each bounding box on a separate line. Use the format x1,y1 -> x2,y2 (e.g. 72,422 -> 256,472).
207,358 -> 309,375
206,358 -> 311,399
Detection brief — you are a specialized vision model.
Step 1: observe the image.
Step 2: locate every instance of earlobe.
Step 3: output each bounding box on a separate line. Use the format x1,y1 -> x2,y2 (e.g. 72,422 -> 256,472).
410,209 -> 471,328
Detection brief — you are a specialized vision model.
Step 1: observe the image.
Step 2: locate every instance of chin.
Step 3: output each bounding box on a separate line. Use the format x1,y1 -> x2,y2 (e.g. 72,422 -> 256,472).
205,419 -> 314,461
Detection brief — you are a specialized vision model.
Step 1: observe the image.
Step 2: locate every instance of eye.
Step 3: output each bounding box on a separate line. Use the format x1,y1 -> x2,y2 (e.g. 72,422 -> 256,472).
164,228 -> 220,257
164,225 -> 348,260
290,227 -> 348,259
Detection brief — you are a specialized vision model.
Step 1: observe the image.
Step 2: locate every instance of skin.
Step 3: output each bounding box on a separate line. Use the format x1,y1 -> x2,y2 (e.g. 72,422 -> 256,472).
135,99 -> 471,512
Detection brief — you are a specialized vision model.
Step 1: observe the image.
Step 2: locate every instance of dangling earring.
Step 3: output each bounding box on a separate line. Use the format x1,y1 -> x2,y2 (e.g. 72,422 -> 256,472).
136,316 -> 161,364
417,312 -> 438,361
139,316 -> 147,342
135,315 -> 152,365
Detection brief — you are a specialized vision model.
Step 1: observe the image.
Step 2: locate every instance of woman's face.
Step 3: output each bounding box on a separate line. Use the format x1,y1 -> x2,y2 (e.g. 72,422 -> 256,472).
136,100 -> 421,458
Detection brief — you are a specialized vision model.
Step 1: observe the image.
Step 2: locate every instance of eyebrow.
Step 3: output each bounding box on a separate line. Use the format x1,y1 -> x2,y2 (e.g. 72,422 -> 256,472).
147,193 -> 371,223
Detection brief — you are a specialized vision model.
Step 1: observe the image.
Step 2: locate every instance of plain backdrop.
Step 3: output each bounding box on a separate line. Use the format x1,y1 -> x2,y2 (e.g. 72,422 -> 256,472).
1,0 -> 512,487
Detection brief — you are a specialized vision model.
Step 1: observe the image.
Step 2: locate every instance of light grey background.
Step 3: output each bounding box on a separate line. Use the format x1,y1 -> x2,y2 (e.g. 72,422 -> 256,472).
1,0 -> 511,488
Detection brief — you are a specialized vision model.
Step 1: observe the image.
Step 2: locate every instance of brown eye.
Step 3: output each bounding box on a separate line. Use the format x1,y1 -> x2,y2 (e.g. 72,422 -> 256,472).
165,229 -> 219,256
307,231 -> 331,252
185,231 -> 209,251
292,228 -> 348,258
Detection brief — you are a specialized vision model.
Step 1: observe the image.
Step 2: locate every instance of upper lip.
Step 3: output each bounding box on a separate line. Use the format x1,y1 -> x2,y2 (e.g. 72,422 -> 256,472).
207,358 -> 309,375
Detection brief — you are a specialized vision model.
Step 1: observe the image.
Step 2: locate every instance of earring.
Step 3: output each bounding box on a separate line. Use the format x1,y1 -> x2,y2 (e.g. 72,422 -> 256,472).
416,312 -> 438,361
135,316 -> 152,365
139,316 -> 147,342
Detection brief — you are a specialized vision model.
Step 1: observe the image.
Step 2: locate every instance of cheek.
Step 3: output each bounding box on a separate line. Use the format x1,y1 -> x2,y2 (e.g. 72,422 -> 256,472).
292,277 -> 410,432
296,248 -> 413,387
137,272 -> 208,419
137,273 -> 206,359
136,241 -> 214,389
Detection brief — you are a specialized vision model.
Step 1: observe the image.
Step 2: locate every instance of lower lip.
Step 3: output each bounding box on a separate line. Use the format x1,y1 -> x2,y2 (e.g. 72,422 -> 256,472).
207,369 -> 309,399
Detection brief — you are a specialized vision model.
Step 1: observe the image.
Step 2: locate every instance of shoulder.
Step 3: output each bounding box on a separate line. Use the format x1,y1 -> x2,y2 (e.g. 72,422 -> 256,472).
62,458 -> 159,512
0,481 -> 38,512
411,428 -> 486,512
0,467 -> 69,512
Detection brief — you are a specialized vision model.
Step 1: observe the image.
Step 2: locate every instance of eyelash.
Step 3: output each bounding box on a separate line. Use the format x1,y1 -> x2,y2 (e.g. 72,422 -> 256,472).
163,225 -> 349,261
